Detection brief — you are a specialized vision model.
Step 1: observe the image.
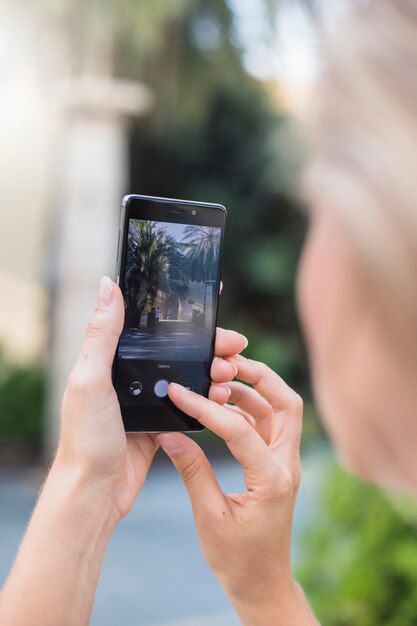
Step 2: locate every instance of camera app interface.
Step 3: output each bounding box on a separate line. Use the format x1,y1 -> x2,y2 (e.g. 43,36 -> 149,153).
114,218 -> 222,406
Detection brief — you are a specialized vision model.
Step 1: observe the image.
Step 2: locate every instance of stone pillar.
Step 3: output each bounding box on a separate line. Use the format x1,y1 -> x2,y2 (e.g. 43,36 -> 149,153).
47,77 -> 153,455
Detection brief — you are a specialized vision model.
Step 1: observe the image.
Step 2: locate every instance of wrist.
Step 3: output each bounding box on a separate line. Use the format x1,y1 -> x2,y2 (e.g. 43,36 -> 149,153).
0,452 -> 118,626
222,564 -> 293,605
226,574 -> 317,626
48,454 -> 120,534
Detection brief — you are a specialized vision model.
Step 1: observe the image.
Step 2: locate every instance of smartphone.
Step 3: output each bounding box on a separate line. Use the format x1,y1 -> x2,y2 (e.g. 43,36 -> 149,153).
112,194 -> 226,432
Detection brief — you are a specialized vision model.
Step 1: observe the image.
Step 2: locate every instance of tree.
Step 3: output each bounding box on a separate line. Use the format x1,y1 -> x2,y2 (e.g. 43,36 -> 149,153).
35,0 -> 284,119
130,73 -> 308,390
182,225 -> 221,283
124,220 -> 189,317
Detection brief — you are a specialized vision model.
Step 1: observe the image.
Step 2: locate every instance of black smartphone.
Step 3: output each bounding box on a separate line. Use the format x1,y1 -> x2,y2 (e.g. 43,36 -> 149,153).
112,194 -> 226,432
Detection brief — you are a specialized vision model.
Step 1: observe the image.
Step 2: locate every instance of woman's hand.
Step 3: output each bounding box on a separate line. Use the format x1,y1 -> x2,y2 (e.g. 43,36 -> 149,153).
55,276 -> 156,523
156,355 -> 318,625
56,276 -> 247,524
1,279 -> 247,626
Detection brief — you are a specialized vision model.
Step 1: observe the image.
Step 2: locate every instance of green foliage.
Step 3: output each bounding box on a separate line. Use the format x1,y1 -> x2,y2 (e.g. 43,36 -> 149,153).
125,220 -> 186,312
115,0 -> 310,393
42,0 -> 192,60
125,220 -> 221,314
182,225 -> 221,282
0,353 -> 46,452
33,0 -> 314,451
131,79 -> 308,395
298,464 -> 417,626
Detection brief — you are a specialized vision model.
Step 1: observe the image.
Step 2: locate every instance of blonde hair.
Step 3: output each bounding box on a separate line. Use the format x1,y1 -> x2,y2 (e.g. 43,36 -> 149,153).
304,1 -> 417,357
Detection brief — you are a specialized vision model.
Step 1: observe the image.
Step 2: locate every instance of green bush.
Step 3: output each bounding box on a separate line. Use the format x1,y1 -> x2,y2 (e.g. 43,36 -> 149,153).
0,352 -> 46,453
298,464 -> 417,626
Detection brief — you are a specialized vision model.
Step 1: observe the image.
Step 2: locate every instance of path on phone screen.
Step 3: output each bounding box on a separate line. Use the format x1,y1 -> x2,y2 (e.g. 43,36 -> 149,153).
118,322 -> 212,361
0,445 -> 330,626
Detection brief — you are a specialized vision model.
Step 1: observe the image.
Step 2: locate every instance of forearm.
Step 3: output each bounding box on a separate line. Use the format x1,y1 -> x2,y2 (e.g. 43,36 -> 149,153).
0,459 -> 117,626
228,578 -> 320,626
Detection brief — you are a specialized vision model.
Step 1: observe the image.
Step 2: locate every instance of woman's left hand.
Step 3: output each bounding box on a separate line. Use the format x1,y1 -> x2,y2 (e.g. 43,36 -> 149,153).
56,277 -> 247,523
0,278 -> 248,626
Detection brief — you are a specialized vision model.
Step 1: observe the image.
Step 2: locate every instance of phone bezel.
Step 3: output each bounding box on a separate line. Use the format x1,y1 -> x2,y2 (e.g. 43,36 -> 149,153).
113,194 -> 227,432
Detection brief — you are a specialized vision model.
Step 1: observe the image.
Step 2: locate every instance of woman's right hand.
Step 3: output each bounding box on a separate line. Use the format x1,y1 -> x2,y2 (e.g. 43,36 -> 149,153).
156,354 -> 318,626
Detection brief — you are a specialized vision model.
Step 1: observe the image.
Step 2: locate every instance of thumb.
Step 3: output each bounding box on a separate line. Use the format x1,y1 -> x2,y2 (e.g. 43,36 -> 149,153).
156,433 -> 225,513
77,276 -> 124,371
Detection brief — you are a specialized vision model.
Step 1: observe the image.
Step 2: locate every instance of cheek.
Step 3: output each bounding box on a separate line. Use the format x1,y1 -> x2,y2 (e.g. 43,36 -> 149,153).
297,213 -> 364,456
297,212 -> 417,491
297,218 -> 342,364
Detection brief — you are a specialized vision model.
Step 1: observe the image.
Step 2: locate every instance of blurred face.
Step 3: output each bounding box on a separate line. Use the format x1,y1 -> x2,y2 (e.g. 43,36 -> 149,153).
297,205 -> 417,494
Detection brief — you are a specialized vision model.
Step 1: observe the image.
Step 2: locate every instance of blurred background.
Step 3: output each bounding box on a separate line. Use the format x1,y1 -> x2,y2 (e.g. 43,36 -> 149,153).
1,1 -> 417,625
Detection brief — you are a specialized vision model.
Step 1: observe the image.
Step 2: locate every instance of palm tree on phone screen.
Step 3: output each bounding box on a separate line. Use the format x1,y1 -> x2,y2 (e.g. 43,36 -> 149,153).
182,225 -> 221,329
125,220 -> 188,326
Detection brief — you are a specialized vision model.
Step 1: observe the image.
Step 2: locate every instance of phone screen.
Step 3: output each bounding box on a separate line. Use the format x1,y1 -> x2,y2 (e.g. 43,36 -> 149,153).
113,196 -> 226,431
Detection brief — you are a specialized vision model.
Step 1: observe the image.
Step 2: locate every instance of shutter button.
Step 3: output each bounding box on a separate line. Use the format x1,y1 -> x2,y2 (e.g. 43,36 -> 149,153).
154,379 -> 169,398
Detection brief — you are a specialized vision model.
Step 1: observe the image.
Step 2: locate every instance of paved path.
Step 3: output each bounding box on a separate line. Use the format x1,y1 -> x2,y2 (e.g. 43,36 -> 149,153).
118,324 -> 212,360
0,449 -> 328,625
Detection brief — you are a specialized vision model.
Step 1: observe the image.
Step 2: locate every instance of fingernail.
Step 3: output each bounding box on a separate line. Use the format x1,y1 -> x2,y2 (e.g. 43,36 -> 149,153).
229,362 -> 238,377
157,434 -> 183,456
97,276 -> 113,308
169,382 -> 191,393
224,385 -> 232,398
212,384 -> 232,399
240,334 -> 249,349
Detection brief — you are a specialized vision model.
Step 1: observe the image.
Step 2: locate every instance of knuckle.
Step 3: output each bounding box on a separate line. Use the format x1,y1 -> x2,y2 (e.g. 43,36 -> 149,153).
252,360 -> 269,384
85,310 -> 120,341
260,462 -> 295,501
67,369 -> 87,393
252,359 -> 266,372
179,453 -> 203,484
67,366 -> 104,395
292,461 -> 302,491
275,464 -> 296,498
194,399 -> 210,424
85,319 -> 105,339
230,414 -> 253,441
259,361 -> 271,375
259,360 -> 269,372
289,391 -> 303,414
